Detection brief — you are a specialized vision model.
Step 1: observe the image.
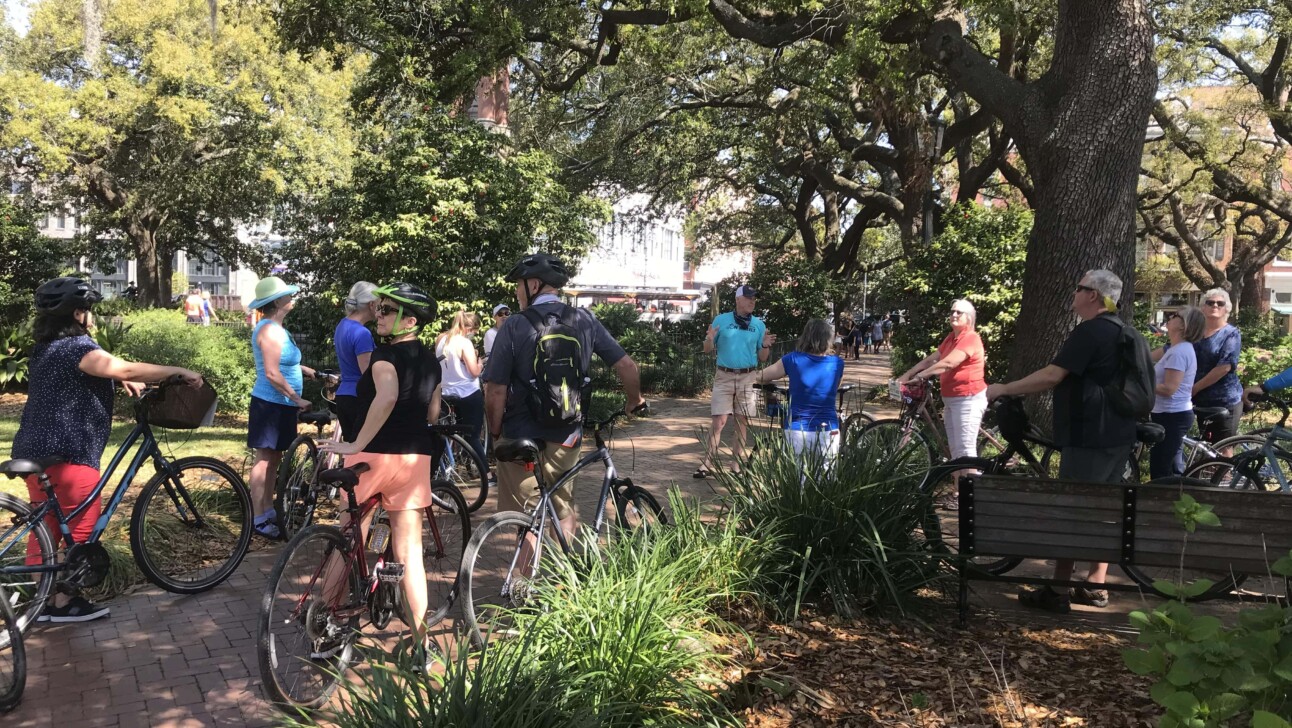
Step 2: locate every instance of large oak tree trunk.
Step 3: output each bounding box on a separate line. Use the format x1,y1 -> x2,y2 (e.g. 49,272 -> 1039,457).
925,0 -> 1156,380
128,220 -> 163,307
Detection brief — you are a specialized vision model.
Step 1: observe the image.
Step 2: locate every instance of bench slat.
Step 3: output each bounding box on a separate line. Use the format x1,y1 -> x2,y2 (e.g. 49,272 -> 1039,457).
972,502 -> 1123,523
973,540 -> 1120,563
1135,521 -> 1292,552
1135,489 -> 1292,521
970,528 -> 1120,550
974,513 -> 1120,538
1129,549 -> 1274,575
1136,512 -> 1292,534
975,490 -> 1124,510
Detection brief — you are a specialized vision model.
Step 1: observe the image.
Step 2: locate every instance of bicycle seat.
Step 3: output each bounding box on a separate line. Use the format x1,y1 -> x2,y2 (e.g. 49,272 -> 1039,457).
317,462 -> 371,489
0,456 -> 64,478
838,384 -> 856,393
1136,422 -> 1166,444
299,411 -> 334,427
1194,406 -> 1230,423
494,438 -> 543,464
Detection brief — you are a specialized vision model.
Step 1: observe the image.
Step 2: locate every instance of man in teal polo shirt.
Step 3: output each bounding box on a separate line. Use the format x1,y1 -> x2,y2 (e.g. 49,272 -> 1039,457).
695,285 -> 775,477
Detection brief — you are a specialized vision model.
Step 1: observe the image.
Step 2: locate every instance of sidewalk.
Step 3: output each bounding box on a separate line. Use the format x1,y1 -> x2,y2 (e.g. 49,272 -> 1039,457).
6,350 -> 1183,725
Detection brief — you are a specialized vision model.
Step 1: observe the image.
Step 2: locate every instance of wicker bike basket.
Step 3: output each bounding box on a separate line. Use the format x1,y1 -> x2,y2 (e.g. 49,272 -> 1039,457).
146,381 -> 218,429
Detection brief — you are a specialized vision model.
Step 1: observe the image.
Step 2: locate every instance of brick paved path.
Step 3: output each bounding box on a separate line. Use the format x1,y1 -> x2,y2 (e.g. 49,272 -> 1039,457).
8,354 -> 895,726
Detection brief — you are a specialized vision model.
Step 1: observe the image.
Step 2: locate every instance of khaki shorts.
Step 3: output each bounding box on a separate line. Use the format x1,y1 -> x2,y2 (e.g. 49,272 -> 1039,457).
711,369 -> 759,417
497,438 -> 582,519
346,452 -> 434,511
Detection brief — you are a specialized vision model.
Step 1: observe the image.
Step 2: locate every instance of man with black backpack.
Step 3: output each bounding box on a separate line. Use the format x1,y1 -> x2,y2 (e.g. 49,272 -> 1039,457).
985,269 -> 1148,614
483,253 -> 645,540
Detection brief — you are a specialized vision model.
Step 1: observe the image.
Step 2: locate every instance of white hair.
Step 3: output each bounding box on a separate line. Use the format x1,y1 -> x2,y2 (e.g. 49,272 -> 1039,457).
1201,287 -> 1232,311
950,298 -> 977,328
1084,269 -> 1124,305
344,281 -> 379,314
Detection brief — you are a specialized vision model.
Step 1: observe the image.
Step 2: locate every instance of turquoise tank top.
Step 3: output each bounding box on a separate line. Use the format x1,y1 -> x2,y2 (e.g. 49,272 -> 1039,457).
251,319 -> 303,406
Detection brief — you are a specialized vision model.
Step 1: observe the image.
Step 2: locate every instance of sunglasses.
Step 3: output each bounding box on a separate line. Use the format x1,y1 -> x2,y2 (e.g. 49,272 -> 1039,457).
949,310 -> 970,317
1075,284 -> 1097,294
1204,300 -> 1227,308
496,311 -> 510,317
376,304 -> 401,318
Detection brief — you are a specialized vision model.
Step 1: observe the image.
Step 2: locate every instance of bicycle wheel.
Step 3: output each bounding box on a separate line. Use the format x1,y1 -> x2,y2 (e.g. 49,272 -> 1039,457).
918,458 -> 1023,575
459,511 -> 557,649
436,434 -> 489,513
423,481 -> 470,626
130,456 -> 253,594
1207,434 -> 1267,459
258,525 -> 361,711
615,484 -> 667,533
851,418 -> 936,476
0,494 -> 55,636
839,412 -> 875,445
1121,477 -> 1244,601
275,435 -> 319,540
0,588 -> 24,713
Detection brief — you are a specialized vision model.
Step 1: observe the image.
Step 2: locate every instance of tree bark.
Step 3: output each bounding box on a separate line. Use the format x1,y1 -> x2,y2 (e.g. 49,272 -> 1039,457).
127,219 -> 163,307
923,1 -> 1156,380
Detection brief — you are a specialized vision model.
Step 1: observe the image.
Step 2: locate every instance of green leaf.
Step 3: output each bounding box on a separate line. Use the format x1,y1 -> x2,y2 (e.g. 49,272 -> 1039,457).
1177,579 -> 1217,599
1272,553 -> 1292,577
1160,690 -> 1199,716
1124,647 -> 1167,675
1185,615 -> 1221,641
1207,692 -> 1245,720
1254,711 -> 1292,728
1167,656 -> 1206,686
1193,510 -> 1221,528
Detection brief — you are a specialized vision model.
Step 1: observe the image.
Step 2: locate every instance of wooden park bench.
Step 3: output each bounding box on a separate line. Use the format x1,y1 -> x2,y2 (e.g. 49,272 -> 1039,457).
954,474 -> 1292,624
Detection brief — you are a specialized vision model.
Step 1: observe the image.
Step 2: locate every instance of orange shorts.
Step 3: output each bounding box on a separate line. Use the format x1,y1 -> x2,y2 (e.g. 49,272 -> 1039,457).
344,452 -> 433,512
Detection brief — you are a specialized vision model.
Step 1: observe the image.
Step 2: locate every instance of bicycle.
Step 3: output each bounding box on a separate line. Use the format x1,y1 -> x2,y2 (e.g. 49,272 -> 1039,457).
752,382 -> 872,435
1123,405 -> 1267,483
0,377 -> 252,636
1184,392 -> 1292,492
257,462 -> 470,710
0,585 -> 23,713
276,370 -> 341,540
851,379 -> 1010,477
433,400 -> 491,513
457,405 -> 662,648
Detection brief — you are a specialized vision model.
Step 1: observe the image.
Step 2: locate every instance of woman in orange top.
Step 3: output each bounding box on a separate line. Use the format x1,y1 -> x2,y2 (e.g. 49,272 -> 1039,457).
896,299 -> 987,458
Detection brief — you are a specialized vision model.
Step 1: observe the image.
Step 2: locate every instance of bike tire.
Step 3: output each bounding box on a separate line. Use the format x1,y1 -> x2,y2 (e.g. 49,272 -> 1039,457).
258,525 -> 361,711
0,587 -> 24,713
1121,477 -> 1244,601
0,494 -> 55,636
851,418 -> 936,476
1206,434 -> 1267,459
459,511 -> 554,650
918,458 -> 1023,575
275,435 -> 319,540
615,484 -> 668,534
130,456 -> 253,594
436,434 -> 490,513
423,481 -> 470,626
839,412 -> 875,445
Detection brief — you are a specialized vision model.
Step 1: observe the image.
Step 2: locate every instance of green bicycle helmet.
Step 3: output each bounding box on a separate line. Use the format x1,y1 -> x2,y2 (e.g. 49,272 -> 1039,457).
374,282 -> 437,336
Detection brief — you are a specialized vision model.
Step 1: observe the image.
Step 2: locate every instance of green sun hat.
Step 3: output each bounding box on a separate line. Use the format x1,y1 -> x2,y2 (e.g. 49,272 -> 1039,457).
249,276 -> 300,310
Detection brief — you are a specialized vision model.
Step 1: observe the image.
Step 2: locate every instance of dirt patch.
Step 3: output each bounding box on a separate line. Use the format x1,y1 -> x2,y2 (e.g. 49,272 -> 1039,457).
0,392 -> 27,419
727,605 -> 1155,727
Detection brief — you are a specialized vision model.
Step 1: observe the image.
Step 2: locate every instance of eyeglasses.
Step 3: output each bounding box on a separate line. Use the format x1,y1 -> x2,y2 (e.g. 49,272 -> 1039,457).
376,305 -> 400,318
496,312 -> 510,317
1204,300 -> 1227,308
949,311 -> 970,317
1075,284 -> 1097,294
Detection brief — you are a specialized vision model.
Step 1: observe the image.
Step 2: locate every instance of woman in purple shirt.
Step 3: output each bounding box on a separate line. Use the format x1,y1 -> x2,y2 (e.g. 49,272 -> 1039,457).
333,281 -> 378,440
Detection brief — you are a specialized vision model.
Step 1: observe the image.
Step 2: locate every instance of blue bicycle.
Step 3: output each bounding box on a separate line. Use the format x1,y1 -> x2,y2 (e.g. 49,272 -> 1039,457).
0,377 -> 252,635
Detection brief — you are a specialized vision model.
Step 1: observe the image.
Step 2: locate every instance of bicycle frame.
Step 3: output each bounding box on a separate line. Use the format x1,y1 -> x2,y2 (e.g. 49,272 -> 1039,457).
1,419 -> 187,577
1239,425 -> 1292,492
292,494 -> 384,622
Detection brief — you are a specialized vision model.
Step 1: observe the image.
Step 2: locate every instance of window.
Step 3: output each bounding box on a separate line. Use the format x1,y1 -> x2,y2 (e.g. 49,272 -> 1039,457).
1210,237 -> 1226,261
56,213 -> 66,229
1277,291 -> 1292,304
115,258 -> 128,276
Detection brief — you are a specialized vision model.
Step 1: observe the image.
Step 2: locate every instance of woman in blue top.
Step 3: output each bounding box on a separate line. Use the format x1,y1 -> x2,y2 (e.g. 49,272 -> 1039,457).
247,276 -> 323,538
1183,288 -> 1243,441
334,281 -> 379,440
755,319 -> 845,466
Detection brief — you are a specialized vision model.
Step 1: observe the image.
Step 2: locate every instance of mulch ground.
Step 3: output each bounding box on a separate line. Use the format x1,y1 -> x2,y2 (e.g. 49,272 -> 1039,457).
727,600 -> 1156,727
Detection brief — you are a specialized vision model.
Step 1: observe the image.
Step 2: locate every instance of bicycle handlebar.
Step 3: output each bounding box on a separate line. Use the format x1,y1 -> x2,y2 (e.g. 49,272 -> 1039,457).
586,402 -> 650,431
1246,391 -> 1291,427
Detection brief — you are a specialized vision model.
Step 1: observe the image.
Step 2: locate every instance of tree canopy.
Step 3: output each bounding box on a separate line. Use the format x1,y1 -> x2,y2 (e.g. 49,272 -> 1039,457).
0,0 -> 358,305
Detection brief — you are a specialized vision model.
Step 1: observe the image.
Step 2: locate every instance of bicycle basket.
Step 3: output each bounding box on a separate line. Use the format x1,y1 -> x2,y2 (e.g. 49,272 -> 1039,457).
899,380 -> 928,405
995,397 -> 1030,443
146,381 -> 218,429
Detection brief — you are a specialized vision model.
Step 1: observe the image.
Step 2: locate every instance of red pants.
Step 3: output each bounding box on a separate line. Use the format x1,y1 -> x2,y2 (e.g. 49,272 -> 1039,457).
25,463 -> 101,565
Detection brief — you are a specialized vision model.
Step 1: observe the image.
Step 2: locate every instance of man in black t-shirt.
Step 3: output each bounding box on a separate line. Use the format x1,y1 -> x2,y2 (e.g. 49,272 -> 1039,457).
985,269 -> 1136,614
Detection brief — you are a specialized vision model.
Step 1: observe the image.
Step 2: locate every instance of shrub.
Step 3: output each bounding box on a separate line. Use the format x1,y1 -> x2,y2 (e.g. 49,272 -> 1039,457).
93,297 -> 141,319
1124,496 -> 1292,726
589,302 -> 642,338
117,310 -> 256,411
719,438 -> 943,619
1238,340 -> 1292,388
0,320 -> 33,390
91,319 -> 132,354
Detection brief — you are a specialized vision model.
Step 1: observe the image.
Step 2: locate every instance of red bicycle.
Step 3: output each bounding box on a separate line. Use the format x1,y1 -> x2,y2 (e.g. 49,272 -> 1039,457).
256,462 -> 469,711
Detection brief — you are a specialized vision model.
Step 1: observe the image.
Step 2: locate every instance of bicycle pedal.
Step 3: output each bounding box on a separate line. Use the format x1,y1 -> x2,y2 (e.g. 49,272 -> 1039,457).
376,562 -> 405,583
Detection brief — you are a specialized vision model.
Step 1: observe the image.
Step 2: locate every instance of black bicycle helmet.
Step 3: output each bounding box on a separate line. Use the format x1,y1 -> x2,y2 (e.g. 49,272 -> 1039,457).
374,282 -> 437,324
505,252 -> 570,289
35,277 -> 102,315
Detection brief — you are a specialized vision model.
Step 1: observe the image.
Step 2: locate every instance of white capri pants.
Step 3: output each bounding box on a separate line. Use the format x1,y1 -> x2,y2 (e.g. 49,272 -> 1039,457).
942,390 -> 989,459
784,428 -> 841,466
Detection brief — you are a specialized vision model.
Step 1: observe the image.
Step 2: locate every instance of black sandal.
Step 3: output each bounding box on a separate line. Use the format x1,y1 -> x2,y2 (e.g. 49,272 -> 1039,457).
692,467 -> 713,479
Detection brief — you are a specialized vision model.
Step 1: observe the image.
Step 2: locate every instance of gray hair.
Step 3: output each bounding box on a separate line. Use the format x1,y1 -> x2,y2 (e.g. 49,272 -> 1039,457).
796,319 -> 834,355
950,298 -> 977,329
1084,269 -> 1124,305
1178,306 -> 1206,342
344,281 -> 379,315
1201,287 -> 1232,312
